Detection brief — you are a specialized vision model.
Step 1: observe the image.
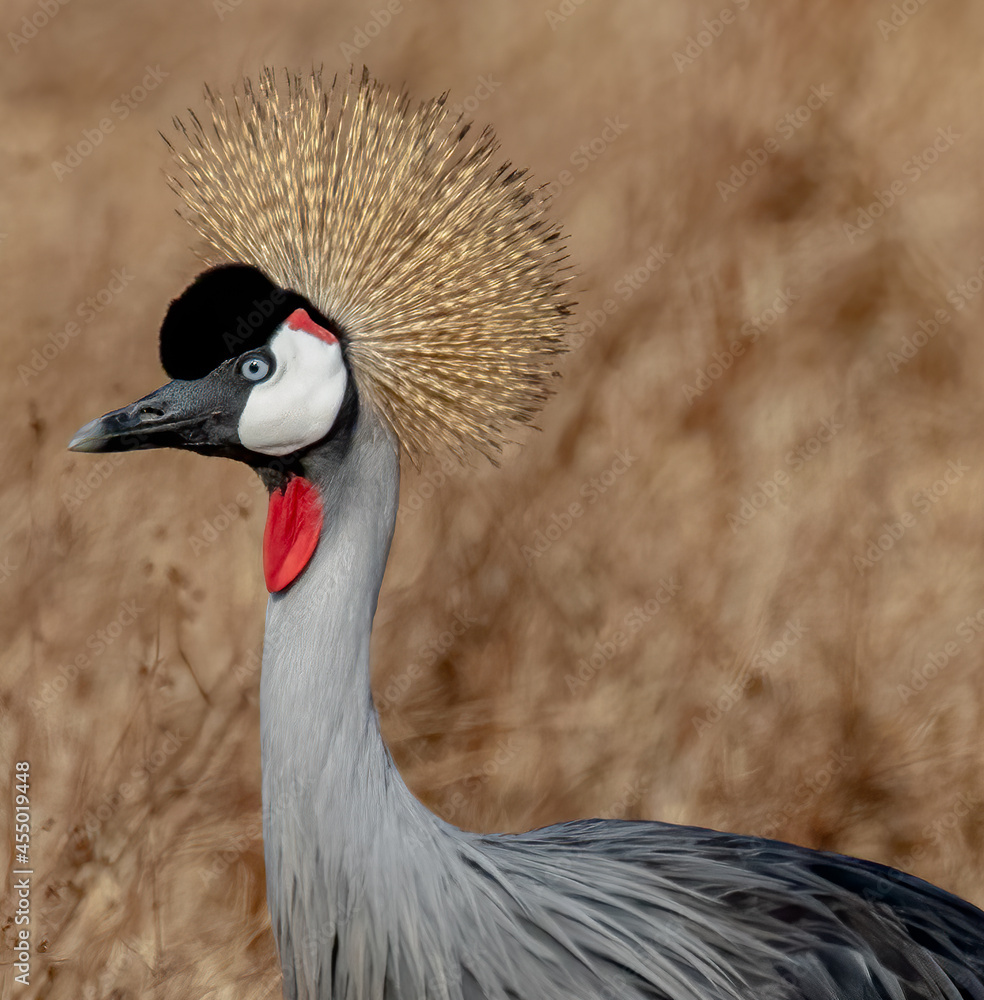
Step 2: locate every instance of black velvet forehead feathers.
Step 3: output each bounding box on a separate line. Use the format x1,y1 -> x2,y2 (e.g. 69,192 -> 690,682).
159,264 -> 339,381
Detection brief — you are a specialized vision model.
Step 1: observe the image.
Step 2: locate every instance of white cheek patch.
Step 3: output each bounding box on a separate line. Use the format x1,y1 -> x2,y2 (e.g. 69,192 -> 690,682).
237,325 -> 348,456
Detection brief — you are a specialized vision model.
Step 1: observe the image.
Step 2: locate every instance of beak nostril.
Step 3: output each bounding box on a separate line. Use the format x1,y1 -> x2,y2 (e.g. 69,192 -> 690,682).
138,405 -> 165,418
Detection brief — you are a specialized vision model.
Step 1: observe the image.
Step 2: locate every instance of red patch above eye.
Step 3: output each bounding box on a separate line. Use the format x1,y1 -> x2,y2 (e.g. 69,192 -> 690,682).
285,308 -> 338,345
263,475 -> 324,593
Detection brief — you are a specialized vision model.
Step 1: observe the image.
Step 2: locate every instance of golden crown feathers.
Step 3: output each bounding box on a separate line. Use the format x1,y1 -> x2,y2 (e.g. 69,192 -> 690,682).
165,67 -> 573,464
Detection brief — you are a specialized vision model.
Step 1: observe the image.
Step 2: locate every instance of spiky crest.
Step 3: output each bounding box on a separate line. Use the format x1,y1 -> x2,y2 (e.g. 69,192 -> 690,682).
165,67 -> 573,464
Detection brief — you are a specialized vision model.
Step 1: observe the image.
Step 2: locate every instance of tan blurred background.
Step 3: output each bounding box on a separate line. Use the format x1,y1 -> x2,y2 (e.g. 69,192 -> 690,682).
3,0 -> 984,995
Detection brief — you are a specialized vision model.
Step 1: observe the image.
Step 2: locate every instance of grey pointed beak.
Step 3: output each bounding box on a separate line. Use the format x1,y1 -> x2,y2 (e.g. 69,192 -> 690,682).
69,381 -> 229,454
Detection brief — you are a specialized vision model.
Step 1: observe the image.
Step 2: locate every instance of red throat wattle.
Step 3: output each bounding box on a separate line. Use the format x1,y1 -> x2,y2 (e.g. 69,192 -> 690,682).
263,476 -> 324,593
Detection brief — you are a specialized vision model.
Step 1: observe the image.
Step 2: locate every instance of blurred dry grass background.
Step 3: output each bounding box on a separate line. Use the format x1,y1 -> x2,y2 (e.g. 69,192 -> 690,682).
3,0 -> 984,995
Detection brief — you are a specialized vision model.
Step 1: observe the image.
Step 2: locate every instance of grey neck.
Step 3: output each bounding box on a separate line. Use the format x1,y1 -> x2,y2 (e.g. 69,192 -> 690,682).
260,402 -> 401,809
259,403 -> 459,998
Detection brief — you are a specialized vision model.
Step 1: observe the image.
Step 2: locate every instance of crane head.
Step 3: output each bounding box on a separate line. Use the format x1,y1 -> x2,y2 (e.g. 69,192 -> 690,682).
68,263 -> 352,463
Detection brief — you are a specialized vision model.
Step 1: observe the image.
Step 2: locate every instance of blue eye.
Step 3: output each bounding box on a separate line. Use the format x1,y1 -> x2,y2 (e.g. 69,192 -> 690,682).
240,353 -> 273,383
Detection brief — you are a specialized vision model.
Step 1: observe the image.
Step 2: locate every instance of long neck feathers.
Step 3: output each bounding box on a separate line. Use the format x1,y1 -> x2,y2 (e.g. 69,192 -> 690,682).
259,404 -> 457,998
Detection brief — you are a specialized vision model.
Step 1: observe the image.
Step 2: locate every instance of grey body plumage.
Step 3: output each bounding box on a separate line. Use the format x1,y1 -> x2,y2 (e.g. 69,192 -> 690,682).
69,68 -> 984,1000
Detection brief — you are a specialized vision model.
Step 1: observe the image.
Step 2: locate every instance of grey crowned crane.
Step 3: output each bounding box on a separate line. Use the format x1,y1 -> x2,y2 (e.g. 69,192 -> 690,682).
69,68 -> 984,1000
